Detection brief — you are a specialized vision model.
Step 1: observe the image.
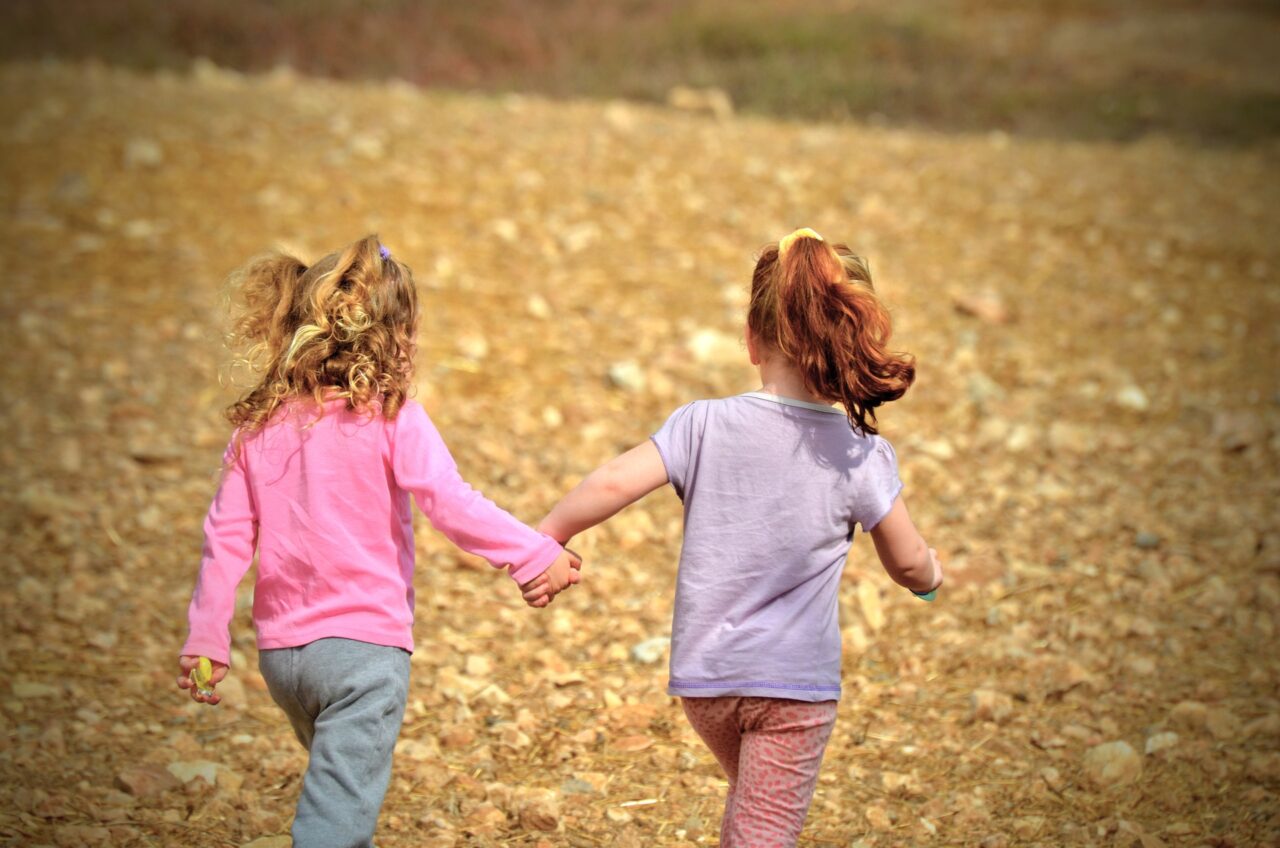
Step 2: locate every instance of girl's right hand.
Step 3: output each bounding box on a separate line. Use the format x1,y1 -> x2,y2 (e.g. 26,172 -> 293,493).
520,548 -> 582,607
176,655 -> 228,705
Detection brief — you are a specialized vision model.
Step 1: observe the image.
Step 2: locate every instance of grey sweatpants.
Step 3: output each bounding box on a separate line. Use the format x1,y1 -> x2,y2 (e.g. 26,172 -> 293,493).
258,638 -> 410,848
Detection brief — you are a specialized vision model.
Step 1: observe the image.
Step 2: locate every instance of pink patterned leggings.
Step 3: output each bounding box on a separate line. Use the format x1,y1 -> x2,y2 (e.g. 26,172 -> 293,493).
681,696 -> 838,848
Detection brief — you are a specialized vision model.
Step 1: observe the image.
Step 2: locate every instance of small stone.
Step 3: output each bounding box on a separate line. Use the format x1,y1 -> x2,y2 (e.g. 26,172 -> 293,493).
395,738 -> 440,761
464,654 -> 493,677
191,57 -> 243,87
604,101 -> 637,132
1243,714 -> 1280,738
1012,817 -> 1046,839
919,439 -> 955,460
1006,424 -> 1035,453
491,218 -> 519,243
967,371 -> 1005,406
630,637 -> 670,664
457,333 -> 489,362
14,578 -> 43,604
607,361 -> 646,392
1246,753 -> 1280,782
685,328 -> 741,366
605,807 -> 633,823
558,222 -> 601,253
12,681 -> 59,698
516,788 -> 559,831
1212,410 -> 1264,451
123,138 -> 164,168
881,771 -> 919,797
1048,421 -> 1095,453
348,133 -> 386,160
1169,700 -> 1208,732
499,726 -> 532,749
1125,655 -> 1156,676
123,219 -> 157,240
666,85 -> 734,120
970,689 -> 1014,724
953,290 -> 1009,324
465,803 -> 507,828
612,735 -> 654,753
1114,385 -> 1149,411
560,778 -> 597,796
1040,766 -> 1064,792
166,760 -> 220,785
1134,531 -> 1160,550
864,804 -> 893,830
526,294 -> 552,319
55,825 -> 111,847
115,764 -> 180,798
439,725 -> 476,749
216,767 -> 244,794
1205,707 -> 1242,740
1144,731 -> 1178,755
842,623 -> 869,655
1082,741 -> 1143,788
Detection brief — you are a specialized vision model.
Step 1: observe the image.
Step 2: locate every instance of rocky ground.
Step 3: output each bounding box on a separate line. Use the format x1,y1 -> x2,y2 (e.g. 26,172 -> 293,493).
0,62 -> 1277,847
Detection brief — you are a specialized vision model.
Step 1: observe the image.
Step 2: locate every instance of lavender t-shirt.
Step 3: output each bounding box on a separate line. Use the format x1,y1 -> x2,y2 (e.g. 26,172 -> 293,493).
651,391 -> 903,702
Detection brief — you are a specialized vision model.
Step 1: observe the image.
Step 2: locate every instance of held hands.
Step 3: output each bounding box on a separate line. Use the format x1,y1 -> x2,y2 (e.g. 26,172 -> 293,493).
518,546 -> 583,608
176,655 -> 228,705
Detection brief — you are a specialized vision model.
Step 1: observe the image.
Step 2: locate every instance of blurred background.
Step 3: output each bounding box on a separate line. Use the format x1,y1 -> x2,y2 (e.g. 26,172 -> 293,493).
4,0 -> 1279,144
1,2 -> 1277,847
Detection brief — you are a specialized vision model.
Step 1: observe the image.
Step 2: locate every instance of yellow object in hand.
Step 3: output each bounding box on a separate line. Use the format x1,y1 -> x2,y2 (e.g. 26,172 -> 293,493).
190,656 -> 215,698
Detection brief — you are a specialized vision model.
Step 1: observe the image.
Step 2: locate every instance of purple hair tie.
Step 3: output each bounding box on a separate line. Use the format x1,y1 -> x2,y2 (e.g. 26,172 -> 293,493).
379,245 -> 391,259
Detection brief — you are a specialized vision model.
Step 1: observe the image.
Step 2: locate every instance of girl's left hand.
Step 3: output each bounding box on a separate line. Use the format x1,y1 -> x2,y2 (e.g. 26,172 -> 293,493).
176,655 -> 229,705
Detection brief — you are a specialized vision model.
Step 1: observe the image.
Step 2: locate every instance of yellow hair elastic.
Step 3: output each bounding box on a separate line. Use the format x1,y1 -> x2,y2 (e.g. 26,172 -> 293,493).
778,227 -> 824,256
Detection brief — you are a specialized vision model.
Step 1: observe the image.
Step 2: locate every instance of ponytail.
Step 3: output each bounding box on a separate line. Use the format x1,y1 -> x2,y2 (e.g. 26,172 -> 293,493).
748,229 -> 915,435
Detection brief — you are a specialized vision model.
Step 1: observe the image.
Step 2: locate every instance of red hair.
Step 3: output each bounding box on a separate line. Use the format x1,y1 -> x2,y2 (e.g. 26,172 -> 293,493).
748,235 -> 915,434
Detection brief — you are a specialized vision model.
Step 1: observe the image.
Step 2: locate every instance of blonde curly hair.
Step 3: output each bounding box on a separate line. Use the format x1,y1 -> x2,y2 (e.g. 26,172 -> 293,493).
224,234 -> 418,449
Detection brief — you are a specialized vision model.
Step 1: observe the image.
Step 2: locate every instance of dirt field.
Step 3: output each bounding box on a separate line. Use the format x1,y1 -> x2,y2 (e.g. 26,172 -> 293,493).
0,58 -> 1277,847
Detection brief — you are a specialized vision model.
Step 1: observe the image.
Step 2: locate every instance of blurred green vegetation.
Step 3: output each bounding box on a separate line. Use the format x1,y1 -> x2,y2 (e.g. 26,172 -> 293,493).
2,0 -> 1278,144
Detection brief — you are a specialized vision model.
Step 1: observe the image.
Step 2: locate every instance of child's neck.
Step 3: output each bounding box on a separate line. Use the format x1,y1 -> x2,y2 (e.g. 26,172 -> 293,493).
756,360 -> 833,407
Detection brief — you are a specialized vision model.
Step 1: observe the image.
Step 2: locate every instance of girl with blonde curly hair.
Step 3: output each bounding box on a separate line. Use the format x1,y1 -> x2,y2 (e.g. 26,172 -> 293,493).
175,235 -> 580,848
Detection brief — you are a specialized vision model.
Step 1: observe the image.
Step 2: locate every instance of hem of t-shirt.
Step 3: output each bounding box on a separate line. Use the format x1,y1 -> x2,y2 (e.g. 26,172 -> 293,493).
668,678 -> 842,702
740,391 -> 846,416
649,435 -> 681,498
257,624 -> 415,654
507,536 -> 565,584
862,478 -> 905,531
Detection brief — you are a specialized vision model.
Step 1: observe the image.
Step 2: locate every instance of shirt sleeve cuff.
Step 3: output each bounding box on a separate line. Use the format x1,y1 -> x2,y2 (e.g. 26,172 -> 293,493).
180,636 -> 231,667
506,536 -> 563,584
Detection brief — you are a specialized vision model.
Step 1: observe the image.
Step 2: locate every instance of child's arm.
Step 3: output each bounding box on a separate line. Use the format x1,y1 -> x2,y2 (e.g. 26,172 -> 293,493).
539,441 -> 669,542
868,495 -> 943,595
521,441 -> 669,606
394,402 -> 577,593
178,442 -> 257,705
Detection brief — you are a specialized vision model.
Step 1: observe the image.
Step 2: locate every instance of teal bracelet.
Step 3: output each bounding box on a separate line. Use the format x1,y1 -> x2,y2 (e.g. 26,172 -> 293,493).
911,588 -> 937,602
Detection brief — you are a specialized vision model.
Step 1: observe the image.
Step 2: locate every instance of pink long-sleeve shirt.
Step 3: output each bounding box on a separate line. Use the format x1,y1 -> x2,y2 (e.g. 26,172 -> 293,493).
181,398 -> 562,665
